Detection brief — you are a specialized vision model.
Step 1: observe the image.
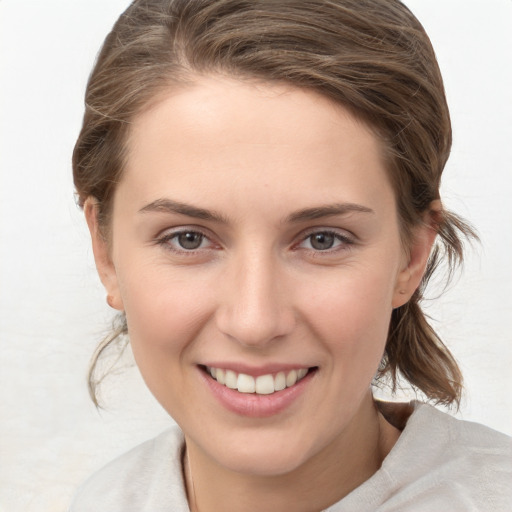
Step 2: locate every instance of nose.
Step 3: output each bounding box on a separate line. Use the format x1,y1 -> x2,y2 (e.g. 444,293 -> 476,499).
215,248 -> 296,348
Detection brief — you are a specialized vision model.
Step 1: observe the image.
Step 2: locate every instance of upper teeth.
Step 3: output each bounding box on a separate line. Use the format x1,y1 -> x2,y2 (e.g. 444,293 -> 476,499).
206,367 -> 309,395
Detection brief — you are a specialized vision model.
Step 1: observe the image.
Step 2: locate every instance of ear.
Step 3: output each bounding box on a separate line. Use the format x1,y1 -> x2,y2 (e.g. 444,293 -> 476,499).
84,198 -> 124,311
392,201 -> 440,309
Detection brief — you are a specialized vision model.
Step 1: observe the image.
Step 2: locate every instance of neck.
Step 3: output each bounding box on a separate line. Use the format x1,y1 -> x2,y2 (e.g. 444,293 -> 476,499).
184,393 -> 401,512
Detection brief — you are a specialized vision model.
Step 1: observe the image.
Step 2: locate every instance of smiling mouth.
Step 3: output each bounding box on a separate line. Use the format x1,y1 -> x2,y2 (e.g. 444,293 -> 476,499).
203,366 -> 315,395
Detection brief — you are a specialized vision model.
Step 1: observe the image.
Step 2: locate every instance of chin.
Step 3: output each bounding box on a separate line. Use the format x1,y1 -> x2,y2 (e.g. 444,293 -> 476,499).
217,444 -> 312,477
196,425 -> 323,477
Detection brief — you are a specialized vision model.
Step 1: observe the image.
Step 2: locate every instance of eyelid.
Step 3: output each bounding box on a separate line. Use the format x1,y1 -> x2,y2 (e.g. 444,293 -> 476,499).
155,226 -> 219,253
294,227 -> 356,251
299,225 -> 354,238
153,225 -> 355,254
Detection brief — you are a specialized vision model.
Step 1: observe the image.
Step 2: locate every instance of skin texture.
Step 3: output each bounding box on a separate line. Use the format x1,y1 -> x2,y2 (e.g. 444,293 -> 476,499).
86,76 -> 436,512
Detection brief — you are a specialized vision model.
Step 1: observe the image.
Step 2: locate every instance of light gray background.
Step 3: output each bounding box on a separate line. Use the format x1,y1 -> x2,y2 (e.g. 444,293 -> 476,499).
1,1 -> 511,511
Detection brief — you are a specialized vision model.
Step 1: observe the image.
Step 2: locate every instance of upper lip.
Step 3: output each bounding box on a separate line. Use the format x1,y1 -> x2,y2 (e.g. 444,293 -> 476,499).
200,362 -> 314,377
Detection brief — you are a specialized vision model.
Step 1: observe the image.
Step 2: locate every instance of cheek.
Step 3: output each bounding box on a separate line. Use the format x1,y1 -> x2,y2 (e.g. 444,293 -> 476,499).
302,265 -> 396,369
116,263 -> 214,382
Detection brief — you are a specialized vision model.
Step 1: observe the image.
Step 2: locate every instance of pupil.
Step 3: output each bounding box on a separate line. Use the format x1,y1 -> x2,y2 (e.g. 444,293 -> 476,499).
311,233 -> 334,250
178,232 -> 202,250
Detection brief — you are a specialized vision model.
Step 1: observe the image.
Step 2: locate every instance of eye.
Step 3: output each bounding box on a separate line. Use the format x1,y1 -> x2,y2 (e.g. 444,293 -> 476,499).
308,232 -> 337,251
175,231 -> 206,250
157,229 -> 213,252
298,230 -> 353,252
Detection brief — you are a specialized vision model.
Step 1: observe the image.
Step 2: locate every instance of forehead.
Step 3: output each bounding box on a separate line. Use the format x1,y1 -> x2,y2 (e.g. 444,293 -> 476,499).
119,76 -> 395,220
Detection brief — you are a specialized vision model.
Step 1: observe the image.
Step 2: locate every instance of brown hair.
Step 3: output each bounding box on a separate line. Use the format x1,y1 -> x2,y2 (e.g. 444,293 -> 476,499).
73,0 -> 475,407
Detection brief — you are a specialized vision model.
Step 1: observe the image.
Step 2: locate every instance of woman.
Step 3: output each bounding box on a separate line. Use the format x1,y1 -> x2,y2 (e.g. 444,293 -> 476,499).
69,0 -> 511,510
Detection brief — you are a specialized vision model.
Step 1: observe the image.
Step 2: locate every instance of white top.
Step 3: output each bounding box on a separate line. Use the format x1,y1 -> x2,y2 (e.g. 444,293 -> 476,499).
69,402 -> 512,511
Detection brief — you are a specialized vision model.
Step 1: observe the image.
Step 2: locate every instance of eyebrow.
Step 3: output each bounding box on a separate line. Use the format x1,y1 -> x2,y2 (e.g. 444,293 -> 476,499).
285,203 -> 374,223
138,198 -> 374,223
138,198 -> 229,223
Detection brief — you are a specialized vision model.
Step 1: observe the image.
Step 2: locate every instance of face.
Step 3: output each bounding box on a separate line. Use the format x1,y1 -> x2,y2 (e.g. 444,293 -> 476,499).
88,76 -> 432,477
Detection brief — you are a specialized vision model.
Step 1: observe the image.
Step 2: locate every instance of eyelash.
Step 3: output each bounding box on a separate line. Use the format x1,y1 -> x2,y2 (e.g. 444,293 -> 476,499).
295,229 -> 355,254
156,228 -> 214,255
155,228 -> 355,255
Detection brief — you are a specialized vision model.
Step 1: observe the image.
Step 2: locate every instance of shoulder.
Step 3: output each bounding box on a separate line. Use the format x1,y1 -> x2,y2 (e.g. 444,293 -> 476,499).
332,402 -> 511,512
407,401 -> 511,462
68,426 -> 190,512
384,402 -> 512,510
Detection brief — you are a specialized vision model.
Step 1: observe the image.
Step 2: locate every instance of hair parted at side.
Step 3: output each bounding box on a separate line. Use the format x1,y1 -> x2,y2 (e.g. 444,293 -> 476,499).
73,0 -> 476,407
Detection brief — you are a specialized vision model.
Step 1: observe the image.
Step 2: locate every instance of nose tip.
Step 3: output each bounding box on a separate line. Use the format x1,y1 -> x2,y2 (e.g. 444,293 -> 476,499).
217,301 -> 295,348
215,259 -> 295,348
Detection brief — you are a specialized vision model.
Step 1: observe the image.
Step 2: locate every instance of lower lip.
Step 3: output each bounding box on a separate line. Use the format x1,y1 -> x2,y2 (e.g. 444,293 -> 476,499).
199,368 -> 315,418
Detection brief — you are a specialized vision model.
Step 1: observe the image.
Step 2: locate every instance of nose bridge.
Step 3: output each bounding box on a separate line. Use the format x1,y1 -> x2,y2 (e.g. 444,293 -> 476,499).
216,243 -> 294,347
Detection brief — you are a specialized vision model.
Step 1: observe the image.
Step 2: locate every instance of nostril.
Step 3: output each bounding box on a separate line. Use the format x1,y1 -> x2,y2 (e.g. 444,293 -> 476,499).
214,284 -> 296,347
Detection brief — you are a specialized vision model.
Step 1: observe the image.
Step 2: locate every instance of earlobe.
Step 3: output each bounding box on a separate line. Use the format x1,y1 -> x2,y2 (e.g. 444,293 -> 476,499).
392,202 -> 440,309
84,198 -> 124,311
